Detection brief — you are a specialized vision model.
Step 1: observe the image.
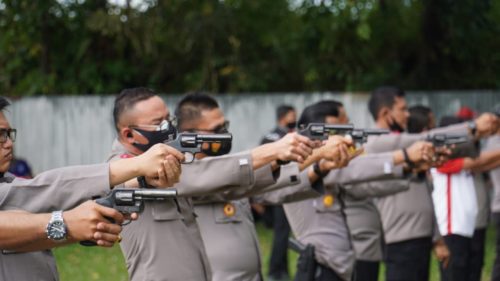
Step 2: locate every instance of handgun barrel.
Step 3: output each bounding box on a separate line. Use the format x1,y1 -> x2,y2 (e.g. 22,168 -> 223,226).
195,133 -> 233,142
134,189 -> 178,199
446,137 -> 469,144
323,124 -> 355,131
361,128 -> 390,135
428,134 -> 469,142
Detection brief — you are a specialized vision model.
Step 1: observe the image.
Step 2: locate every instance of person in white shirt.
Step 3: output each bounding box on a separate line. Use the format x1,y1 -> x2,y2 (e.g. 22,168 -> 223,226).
432,115 -> 500,281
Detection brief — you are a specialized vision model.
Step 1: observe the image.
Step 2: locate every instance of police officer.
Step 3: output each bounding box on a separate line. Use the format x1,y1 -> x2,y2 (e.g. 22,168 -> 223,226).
261,104 -> 297,143
0,97 -> 184,280
174,93 -> 364,281
109,88 -> 316,281
346,87 -> 498,281
280,100 -> 438,281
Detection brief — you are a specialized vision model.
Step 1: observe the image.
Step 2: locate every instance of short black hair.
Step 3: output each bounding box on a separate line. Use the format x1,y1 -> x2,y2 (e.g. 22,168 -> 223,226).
175,92 -> 220,130
113,87 -> 157,132
0,97 -> 10,111
298,100 -> 343,128
368,86 -> 405,121
276,105 -> 295,121
439,115 -> 462,127
408,105 -> 432,133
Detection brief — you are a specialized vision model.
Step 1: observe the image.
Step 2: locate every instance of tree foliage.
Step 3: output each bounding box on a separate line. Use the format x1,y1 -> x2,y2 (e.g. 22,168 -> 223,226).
0,0 -> 499,96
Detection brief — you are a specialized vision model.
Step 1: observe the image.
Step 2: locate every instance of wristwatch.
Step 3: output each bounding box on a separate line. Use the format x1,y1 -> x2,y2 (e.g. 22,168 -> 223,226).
402,148 -> 415,170
46,210 -> 67,242
312,162 -> 329,178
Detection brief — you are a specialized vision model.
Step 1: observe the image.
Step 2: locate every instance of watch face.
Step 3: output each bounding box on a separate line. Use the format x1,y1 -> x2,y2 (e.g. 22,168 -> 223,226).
47,221 -> 67,241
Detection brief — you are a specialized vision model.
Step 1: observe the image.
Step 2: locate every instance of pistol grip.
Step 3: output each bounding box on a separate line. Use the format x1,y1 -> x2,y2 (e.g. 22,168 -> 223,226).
80,197 -> 115,247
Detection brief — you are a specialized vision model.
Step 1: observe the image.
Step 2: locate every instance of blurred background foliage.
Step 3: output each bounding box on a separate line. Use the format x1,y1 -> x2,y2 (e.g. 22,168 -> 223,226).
0,0 -> 499,96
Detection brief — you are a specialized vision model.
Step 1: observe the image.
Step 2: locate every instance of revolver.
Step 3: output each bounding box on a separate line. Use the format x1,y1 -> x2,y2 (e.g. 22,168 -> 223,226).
165,132 -> 233,163
81,188 -> 177,246
426,133 -> 470,148
426,133 -> 470,157
298,123 -> 355,141
350,128 -> 390,145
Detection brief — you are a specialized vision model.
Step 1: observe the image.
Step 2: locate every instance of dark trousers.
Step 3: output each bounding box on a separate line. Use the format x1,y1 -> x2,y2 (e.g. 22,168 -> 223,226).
315,264 -> 343,281
492,213 -> 500,281
354,260 -> 379,281
269,206 -> 291,279
385,237 -> 433,281
440,234 -> 473,281
468,228 -> 486,281
293,263 -> 343,281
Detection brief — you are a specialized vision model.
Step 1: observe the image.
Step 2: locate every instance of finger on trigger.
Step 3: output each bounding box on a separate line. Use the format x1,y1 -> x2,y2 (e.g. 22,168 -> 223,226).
96,204 -> 124,225
157,166 -> 167,185
96,232 -> 121,244
343,134 -> 353,146
96,240 -> 114,247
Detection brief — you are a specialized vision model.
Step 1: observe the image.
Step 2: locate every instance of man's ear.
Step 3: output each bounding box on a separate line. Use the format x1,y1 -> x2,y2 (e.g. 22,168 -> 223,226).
378,107 -> 390,120
120,127 -> 135,144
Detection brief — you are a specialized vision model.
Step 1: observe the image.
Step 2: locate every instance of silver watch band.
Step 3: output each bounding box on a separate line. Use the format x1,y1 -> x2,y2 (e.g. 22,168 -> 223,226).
50,210 -> 64,223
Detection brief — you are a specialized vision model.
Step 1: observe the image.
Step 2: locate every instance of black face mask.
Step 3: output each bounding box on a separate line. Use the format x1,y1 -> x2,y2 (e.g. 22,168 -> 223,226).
388,118 -> 405,133
132,124 -> 177,152
201,127 -> 232,156
286,121 -> 297,130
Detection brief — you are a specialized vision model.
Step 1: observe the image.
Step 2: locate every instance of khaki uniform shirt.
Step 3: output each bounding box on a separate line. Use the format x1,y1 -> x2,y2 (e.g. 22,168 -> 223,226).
284,153 -> 403,281
486,136 -> 500,213
474,173 -> 490,229
0,164 -> 111,281
194,163 -> 302,281
109,140 -> 255,281
345,123 -> 470,261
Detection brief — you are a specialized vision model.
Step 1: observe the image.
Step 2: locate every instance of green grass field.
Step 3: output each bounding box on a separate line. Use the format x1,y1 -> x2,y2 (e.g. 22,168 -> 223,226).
54,223 -> 497,281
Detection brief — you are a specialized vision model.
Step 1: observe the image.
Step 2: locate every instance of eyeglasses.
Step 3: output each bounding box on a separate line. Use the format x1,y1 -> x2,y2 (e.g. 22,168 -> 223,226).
186,120 -> 230,134
0,128 -> 16,143
129,118 -> 177,131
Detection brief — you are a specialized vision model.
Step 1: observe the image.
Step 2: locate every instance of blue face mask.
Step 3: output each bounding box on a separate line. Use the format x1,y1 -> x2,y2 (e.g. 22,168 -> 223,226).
132,120 -> 177,152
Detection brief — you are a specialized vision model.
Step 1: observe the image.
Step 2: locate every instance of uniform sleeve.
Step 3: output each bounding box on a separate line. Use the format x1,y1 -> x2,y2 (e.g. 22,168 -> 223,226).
194,163 -> 303,203
0,164 -> 111,212
218,163 -> 302,201
485,136 -> 500,152
192,164 -> 275,203
323,152 -> 404,186
342,178 -> 411,200
176,151 -> 255,197
247,163 -> 302,196
364,123 -> 470,153
252,170 -> 320,205
364,134 -> 422,153
428,123 -> 469,135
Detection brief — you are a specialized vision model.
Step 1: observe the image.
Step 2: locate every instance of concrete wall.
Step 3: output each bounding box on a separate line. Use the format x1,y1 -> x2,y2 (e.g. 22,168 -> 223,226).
6,91 -> 499,174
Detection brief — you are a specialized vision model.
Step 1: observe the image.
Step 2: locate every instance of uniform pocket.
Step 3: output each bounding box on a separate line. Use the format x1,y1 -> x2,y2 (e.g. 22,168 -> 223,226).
151,199 -> 183,221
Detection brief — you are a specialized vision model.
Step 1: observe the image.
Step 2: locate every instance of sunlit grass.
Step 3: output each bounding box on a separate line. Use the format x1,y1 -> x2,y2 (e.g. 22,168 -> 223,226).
54,223 -> 496,281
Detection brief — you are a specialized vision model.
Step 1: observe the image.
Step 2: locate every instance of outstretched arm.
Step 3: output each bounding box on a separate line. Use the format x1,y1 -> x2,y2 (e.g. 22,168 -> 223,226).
0,201 -> 126,251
